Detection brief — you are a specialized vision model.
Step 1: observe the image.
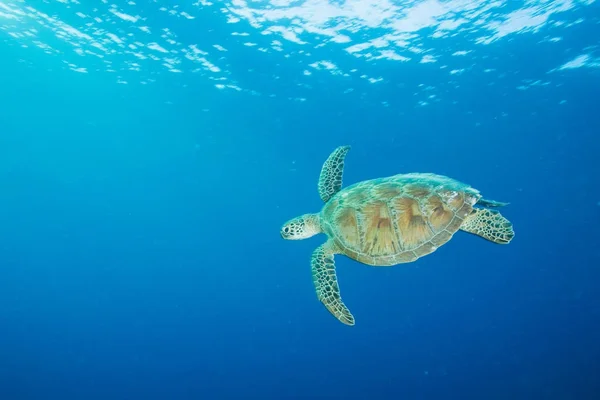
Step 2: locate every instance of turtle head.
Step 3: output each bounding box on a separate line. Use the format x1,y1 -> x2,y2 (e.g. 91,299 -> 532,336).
280,213 -> 321,240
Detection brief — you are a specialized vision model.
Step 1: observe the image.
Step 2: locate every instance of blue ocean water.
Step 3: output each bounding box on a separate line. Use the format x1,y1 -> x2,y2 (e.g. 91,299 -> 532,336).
1,1 -> 599,399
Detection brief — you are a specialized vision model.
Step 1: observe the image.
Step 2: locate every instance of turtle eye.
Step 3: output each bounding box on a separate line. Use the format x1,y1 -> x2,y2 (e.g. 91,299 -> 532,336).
283,227 -> 290,234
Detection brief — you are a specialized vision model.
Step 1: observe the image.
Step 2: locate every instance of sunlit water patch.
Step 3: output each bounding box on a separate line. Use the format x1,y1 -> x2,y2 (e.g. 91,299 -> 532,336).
0,0 -> 238,88
1,0 -> 598,104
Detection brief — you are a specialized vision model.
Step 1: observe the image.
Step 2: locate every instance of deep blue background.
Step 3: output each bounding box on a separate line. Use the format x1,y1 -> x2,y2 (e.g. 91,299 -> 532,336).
1,1 -> 600,399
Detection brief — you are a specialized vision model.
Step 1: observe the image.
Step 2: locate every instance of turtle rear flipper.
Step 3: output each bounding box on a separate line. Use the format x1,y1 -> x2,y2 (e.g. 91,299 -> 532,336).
460,209 -> 514,244
318,145 -> 351,203
311,240 -> 355,326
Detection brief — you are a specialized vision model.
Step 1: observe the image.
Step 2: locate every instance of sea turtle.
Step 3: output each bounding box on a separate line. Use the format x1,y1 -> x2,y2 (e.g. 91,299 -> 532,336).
280,145 -> 514,326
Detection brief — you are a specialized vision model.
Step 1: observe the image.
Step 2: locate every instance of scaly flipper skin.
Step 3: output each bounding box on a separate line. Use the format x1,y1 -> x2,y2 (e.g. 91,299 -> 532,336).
318,145 -> 351,203
311,240 -> 355,326
460,209 -> 515,244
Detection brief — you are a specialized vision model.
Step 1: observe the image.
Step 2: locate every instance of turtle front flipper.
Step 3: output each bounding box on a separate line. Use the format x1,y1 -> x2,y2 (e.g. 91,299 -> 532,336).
318,145 -> 351,203
311,240 -> 355,326
460,209 -> 515,244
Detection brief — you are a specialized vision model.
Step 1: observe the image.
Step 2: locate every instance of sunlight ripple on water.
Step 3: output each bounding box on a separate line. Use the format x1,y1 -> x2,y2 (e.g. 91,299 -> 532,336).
1,0 -> 598,102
